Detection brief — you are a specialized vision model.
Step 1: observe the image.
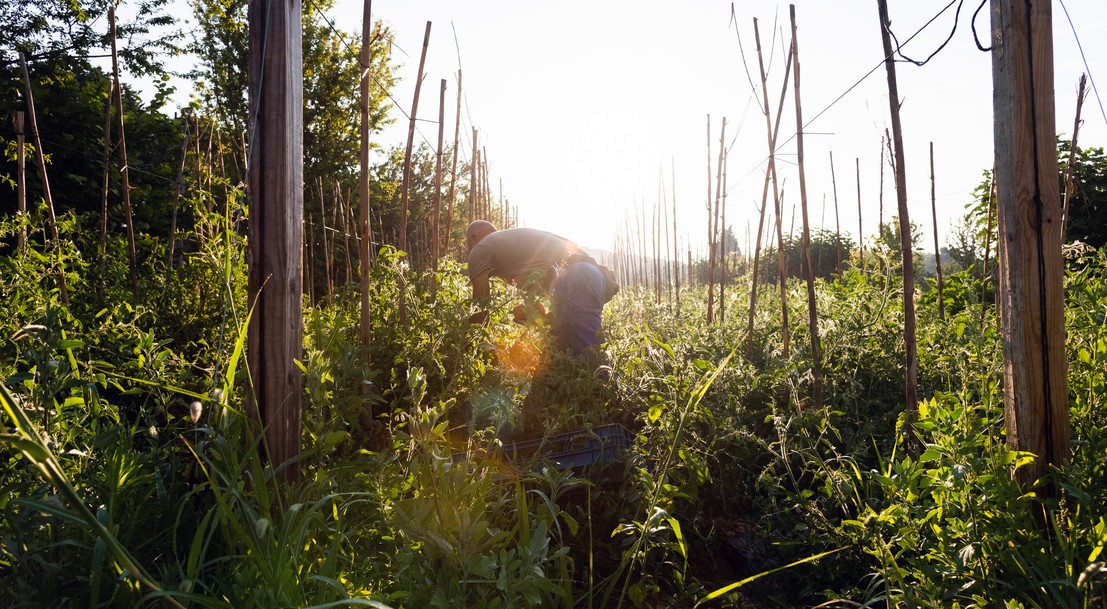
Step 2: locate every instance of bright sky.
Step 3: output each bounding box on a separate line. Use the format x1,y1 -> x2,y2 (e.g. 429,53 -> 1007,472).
335,0 -> 1107,257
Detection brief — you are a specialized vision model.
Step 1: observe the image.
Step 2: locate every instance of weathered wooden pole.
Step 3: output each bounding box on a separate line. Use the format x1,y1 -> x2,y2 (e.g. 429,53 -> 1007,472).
432,78 -> 446,271
358,0 -> 373,355
1060,74 -> 1087,241
14,112 -> 27,253
247,0 -> 305,482
19,53 -> 69,307
400,21 -> 431,258
443,70 -> 462,256
830,151 -> 842,276
719,147 -> 728,323
790,4 -> 822,409
991,0 -> 1069,488
878,0 -> 918,418
929,142 -> 945,320
109,8 -> 140,296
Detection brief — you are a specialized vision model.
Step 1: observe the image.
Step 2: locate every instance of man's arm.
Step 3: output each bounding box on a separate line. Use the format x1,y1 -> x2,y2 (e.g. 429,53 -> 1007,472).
469,271 -> 491,324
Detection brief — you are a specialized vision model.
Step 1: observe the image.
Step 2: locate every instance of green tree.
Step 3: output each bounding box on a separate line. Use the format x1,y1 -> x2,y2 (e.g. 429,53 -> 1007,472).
1060,141 -> 1107,249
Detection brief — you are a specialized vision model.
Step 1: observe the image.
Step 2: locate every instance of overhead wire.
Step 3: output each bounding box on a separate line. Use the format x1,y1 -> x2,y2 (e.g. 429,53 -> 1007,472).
1058,0 -> 1107,130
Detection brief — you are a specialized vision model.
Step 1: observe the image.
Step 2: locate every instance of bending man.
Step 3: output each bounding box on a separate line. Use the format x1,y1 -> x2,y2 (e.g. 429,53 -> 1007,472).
466,220 -> 609,355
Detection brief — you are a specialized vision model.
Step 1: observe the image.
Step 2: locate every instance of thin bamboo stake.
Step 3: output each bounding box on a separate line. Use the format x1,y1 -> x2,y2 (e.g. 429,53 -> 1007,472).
400,20 -> 432,256
338,183 -> 353,286
654,187 -> 661,304
981,167 -> 995,302
166,118 -> 190,273
14,112 -> 27,253
1061,74 -> 1087,241
433,78 -> 446,273
444,70 -> 462,256
719,144 -> 728,324
671,158 -> 680,314
469,129 -> 478,223
319,178 -> 333,295
930,142 -> 945,320
878,0 -> 918,417
790,4 -> 822,410
662,168 -> 672,306
109,9 -> 139,295
856,158 -> 864,270
830,151 -> 842,275
706,115 -> 714,320
878,131 -> 886,238
749,18 -> 793,354
19,53 -> 69,307
358,0 -> 374,355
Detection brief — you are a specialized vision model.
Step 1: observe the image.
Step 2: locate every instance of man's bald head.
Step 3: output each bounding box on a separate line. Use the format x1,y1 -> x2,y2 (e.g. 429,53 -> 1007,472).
466,220 -> 497,253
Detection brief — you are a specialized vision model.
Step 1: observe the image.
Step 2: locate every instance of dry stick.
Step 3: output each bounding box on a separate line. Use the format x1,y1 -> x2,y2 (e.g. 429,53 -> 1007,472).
358,0 -> 374,355
856,158 -> 864,270
109,9 -> 139,296
775,181 -> 791,357
830,151 -> 842,275
14,112 -> 27,254
671,158 -> 681,314
930,142 -> 945,320
432,78 -> 446,275
93,78 -> 111,285
749,20 -> 793,355
790,4 -> 823,410
166,118 -> 190,274
19,53 -> 69,307
443,70 -> 462,256
1061,73 -> 1088,241
878,0 -> 918,417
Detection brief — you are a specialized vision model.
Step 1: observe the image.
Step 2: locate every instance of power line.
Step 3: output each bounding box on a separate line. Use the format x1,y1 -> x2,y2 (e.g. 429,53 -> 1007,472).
1058,0 -> 1107,130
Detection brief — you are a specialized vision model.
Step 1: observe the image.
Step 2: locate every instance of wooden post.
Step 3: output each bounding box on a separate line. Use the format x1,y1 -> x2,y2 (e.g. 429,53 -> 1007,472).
247,0 -> 304,483
991,0 -> 1069,488
1061,74 -> 1087,241
400,21 -> 431,258
930,142 -> 944,320
830,151 -> 842,276
18,53 -> 69,307
14,112 -> 27,253
790,4 -> 822,410
433,78 -> 446,272
109,8 -> 140,296
358,0 -> 373,355
443,70 -> 462,256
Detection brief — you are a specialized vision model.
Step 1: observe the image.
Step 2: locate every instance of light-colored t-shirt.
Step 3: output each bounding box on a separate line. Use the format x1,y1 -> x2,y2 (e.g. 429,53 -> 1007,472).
467,228 -> 584,283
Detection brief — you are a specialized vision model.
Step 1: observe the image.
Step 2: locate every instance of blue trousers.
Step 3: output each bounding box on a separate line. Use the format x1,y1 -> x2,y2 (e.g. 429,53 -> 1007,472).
550,261 -> 606,354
